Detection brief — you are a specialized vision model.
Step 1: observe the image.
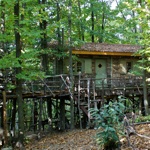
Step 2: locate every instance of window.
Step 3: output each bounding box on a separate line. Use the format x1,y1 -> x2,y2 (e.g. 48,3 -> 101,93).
73,62 -> 76,73
73,61 -> 82,73
126,62 -> 132,73
77,62 -> 82,72
98,63 -> 102,68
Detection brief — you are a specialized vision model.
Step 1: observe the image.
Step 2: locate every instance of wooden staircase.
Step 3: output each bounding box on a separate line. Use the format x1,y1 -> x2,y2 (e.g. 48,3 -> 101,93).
74,76 -> 100,128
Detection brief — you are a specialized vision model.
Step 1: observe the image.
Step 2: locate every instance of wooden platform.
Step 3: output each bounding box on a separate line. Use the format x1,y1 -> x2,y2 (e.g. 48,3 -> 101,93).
0,74 -> 149,130
0,75 -> 145,99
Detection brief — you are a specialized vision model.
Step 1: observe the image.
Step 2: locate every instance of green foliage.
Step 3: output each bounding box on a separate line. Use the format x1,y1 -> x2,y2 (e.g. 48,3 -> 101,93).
90,99 -> 125,149
125,1 -> 150,72
0,0 -> 149,85
0,49 -> 45,81
0,51 -> 21,69
135,115 -> 150,123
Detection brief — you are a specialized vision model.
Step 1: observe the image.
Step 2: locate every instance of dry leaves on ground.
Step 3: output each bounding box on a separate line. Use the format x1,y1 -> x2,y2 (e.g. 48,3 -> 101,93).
25,124 -> 150,150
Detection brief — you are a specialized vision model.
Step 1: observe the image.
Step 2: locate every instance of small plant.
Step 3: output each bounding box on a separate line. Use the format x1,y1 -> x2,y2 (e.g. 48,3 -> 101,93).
90,100 -> 125,150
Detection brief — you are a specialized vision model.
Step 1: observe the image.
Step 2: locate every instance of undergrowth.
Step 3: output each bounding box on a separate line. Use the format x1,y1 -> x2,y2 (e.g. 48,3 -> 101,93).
90,97 -> 126,150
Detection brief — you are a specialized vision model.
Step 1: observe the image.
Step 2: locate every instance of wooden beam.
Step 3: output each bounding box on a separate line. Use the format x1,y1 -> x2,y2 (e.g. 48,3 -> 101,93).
2,90 -> 8,146
72,50 -> 140,56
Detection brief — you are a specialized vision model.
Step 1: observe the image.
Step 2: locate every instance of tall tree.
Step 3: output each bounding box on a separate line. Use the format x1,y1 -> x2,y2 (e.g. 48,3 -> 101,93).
91,1 -> 95,42
14,0 -> 24,144
68,0 -> 74,129
39,0 -> 49,74
77,0 -> 85,41
136,0 -> 150,115
56,1 -> 63,74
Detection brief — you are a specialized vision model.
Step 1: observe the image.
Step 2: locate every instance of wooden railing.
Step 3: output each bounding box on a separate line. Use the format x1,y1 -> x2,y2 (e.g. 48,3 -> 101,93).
0,74 -> 145,98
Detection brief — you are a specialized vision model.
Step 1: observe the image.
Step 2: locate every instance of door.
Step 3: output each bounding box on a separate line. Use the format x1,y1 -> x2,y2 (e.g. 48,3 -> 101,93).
95,59 -> 107,86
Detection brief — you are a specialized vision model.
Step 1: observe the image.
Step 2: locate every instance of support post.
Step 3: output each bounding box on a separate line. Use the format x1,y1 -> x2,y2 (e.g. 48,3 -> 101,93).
102,79 -> 105,106
11,99 -> 17,136
47,97 -> 52,119
60,98 -> 65,130
38,98 -> 42,131
143,69 -> 149,115
92,80 -> 97,109
87,79 -> 91,127
78,72 -> 82,129
2,90 -> 8,146
34,101 -> 38,132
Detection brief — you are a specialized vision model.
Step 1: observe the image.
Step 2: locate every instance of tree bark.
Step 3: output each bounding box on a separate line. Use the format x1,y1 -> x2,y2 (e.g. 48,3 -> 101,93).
1,0 -> 6,53
56,2 -> 63,74
39,0 -> 48,74
77,0 -> 84,41
91,2 -> 94,42
14,0 -> 24,144
68,0 -> 74,129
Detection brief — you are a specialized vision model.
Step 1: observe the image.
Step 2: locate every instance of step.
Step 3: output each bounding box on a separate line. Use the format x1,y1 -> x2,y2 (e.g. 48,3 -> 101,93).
90,99 -> 101,102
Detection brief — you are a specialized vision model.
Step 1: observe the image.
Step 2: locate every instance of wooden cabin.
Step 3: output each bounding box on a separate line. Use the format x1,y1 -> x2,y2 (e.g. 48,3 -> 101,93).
63,43 -> 141,79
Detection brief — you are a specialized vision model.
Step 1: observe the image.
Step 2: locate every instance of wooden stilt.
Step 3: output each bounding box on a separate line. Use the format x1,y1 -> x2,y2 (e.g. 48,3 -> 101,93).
11,98 -> 17,136
47,97 -> 52,119
2,90 -> 8,146
87,79 -> 91,127
38,98 -> 42,131
60,98 -> 65,130
34,101 -> 38,132
78,73 -> 82,129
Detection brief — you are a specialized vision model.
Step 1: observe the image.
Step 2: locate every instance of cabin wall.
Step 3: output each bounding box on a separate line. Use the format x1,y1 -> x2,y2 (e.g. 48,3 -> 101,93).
63,56 -> 140,78
84,59 -> 92,74
107,57 -> 111,78
112,56 -> 140,78
63,59 -> 69,74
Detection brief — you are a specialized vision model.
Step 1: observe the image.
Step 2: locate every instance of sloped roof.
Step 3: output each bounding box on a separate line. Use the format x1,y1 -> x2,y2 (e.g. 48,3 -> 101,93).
74,43 -> 141,53
48,41 -> 141,56
73,43 -> 141,56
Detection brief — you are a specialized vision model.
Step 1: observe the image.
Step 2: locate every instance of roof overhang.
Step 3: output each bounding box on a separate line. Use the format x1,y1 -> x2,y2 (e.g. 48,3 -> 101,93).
72,50 -> 140,56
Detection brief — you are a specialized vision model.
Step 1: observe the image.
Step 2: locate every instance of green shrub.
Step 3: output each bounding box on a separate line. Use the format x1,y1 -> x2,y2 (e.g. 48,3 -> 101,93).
90,100 -> 125,150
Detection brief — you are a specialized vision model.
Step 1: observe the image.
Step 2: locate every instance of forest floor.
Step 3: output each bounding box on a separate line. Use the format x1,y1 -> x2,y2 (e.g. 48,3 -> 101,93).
25,124 -> 150,150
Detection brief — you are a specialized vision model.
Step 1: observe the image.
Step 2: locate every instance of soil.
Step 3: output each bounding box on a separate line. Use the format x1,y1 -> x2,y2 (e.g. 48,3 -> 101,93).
25,124 -> 150,150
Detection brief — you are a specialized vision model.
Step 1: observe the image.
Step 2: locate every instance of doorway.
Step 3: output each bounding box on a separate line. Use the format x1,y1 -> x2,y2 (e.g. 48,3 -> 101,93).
95,59 -> 107,86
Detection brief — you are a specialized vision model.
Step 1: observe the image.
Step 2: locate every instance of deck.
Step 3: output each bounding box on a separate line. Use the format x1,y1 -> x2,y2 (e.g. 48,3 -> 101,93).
0,74 -> 147,130
0,74 -> 144,99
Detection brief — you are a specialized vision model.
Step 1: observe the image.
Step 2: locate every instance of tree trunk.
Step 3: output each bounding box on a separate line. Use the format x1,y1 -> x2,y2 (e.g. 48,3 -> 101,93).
56,2 -> 63,74
68,0 -> 74,129
14,0 -> 24,144
1,0 -> 6,53
39,0 -> 48,74
91,2 -> 94,42
99,11 -> 105,43
77,0 -> 84,41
